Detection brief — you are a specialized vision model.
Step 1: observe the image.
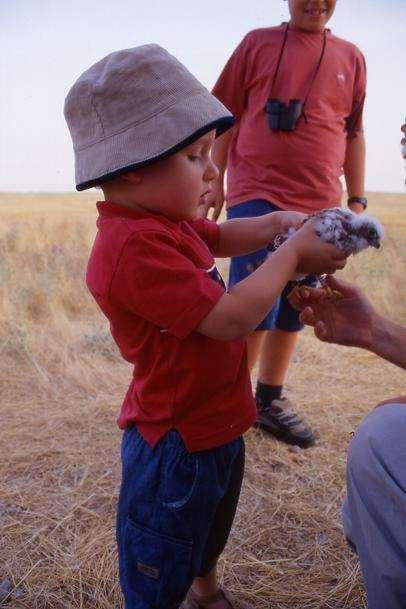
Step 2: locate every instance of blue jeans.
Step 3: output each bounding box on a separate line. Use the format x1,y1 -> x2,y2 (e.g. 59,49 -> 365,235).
342,403 -> 406,609
227,199 -> 316,331
116,428 -> 245,609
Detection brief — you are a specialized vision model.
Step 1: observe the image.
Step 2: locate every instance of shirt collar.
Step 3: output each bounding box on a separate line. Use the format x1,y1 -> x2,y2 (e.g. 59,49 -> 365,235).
96,201 -> 181,229
282,21 -> 331,37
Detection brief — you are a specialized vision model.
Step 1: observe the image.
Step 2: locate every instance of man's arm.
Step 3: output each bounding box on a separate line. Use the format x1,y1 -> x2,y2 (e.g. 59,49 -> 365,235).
344,132 -> 366,214
369,315 -> 406,370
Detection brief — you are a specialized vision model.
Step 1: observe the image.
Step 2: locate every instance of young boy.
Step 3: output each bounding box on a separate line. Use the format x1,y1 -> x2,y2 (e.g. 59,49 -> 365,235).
64,44 -> 346,609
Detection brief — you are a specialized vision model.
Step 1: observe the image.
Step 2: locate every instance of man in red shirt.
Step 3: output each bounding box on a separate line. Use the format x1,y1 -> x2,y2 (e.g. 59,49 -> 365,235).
206,0 -> 367,448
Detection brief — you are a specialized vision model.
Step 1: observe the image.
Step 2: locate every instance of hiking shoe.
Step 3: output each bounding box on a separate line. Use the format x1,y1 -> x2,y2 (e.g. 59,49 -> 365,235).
182,587 -> 253,609
254,397 -> 315,448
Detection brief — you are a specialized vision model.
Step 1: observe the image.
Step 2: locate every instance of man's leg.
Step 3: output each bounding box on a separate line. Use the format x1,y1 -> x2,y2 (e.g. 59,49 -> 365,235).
226,200 -> 277,375
246,331 -> 266,371
257,328 -> 298,383
226,199 -> 314,448
342,402 -> 406,609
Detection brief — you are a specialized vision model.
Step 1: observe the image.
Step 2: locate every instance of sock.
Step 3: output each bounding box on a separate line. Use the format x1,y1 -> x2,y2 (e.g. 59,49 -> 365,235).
255,382 -> 283,409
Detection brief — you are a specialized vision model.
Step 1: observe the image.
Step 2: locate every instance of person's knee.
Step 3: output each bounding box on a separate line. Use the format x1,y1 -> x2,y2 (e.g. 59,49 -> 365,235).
375,395 -> 406,409
348,403 -> 406,481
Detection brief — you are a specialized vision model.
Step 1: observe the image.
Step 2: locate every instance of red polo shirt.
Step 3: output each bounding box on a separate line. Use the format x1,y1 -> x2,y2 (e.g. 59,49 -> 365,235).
86,202 -> 255,452
213,24 -> 367,213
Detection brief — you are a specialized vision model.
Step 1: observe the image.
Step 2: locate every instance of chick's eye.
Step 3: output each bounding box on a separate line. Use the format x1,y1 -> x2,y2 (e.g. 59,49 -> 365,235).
367,228 -> 377,239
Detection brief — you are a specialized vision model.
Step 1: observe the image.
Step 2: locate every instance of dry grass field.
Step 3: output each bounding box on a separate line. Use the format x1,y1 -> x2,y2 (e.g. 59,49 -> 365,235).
1,192 -> 405,609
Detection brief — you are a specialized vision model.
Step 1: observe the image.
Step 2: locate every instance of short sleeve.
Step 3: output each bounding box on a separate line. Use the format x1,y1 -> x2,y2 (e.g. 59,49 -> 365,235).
187,218 -> 220,253
212,34 -> 252,120
345,51 -> 367,138
109,230 -> 225,339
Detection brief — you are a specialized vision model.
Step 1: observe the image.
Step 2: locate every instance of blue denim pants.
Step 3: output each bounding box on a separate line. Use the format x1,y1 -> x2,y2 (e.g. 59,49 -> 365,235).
116,427 -> 245,609
342,403 -> 406,609
227,199 -> 316,331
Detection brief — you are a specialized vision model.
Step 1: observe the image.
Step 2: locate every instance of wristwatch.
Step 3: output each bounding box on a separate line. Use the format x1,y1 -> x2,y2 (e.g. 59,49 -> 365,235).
348,196 -> 367,210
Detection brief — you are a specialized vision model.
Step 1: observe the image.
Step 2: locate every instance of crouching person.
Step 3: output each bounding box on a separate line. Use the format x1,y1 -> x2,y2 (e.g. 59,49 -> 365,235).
64,45 -> 346,609
289,275 -> 406,609
342,401 -> 406,609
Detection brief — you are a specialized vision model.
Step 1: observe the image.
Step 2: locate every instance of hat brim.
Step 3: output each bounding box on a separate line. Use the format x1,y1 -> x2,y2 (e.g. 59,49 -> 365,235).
75,89 -> 235,191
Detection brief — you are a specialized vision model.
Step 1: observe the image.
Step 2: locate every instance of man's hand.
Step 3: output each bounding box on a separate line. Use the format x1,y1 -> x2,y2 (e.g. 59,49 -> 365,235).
288,275 -> 376,349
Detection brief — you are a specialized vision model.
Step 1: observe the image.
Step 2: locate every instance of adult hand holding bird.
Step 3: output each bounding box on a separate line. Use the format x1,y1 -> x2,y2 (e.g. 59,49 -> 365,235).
287,275 -> 377,348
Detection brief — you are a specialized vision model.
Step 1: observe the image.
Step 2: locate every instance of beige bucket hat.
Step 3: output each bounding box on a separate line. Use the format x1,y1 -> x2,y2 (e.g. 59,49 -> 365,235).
64,44 -> 234,191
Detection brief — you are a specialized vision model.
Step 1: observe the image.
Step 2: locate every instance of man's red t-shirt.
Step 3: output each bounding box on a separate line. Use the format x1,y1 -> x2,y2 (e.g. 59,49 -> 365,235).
212,24 -> 367,213
86,202 -> 256,452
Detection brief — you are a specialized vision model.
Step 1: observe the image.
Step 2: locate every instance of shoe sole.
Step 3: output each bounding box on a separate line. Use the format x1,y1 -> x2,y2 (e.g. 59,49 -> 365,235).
253,420 -> 316,449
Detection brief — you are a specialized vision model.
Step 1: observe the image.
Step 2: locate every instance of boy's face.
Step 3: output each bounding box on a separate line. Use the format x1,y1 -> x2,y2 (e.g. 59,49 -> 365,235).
288,0 -> 337,32
134,130 -> 219,222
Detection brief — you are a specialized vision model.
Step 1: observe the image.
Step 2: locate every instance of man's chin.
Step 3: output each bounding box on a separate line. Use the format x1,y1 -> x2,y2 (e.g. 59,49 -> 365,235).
300,15 -> 329,31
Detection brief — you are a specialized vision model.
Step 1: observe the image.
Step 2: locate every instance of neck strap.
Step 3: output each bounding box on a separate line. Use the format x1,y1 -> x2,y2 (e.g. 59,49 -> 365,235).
269,22 -> 328,116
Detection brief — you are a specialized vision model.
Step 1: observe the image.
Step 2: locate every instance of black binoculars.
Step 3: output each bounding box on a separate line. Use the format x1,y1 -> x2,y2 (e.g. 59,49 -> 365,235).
265,98 -> 303,132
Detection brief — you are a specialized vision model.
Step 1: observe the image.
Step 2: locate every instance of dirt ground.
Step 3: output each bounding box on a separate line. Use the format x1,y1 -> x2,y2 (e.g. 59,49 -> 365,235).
1,192 -> 405,608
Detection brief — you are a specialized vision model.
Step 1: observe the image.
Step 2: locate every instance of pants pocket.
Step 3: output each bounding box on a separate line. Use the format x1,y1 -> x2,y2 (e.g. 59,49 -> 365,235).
123,517 -> 193,608
163,450 -> 199,510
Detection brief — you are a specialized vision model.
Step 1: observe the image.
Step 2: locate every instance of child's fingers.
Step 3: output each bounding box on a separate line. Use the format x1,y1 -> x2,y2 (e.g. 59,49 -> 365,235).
196,200 -> 211,218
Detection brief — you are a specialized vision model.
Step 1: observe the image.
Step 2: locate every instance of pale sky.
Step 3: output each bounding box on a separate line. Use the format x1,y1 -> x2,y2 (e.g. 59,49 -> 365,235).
1,0 -> 405,193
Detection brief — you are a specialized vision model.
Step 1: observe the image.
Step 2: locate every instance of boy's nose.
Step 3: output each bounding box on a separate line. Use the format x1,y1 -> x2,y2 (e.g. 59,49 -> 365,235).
205,157 -> 219,181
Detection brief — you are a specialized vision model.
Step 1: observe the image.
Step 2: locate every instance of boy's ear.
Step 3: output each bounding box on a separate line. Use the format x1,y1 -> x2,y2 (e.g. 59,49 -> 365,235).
121,171 -> 142,185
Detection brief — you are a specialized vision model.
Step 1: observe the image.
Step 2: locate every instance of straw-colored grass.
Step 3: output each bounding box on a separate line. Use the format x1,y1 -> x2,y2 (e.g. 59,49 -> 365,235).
1,192 -> 405,608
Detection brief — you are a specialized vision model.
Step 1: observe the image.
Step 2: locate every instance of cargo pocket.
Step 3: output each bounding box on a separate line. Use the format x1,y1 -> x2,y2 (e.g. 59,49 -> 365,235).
123,517 -> 193,607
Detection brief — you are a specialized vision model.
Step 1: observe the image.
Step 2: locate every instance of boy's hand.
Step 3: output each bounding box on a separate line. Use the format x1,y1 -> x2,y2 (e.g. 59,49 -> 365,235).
198,175 -> 225,221
287,217 -> 348,276
269,210 -> 308,237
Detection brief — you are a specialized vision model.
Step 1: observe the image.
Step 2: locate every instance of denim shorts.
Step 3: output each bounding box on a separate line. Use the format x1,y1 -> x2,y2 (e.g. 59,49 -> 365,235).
227,199 -> 316,332
116,427 -> 245,609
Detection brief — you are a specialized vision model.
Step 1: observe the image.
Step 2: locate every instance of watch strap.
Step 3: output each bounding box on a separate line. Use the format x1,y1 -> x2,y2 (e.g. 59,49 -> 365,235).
348,196 -> 367,209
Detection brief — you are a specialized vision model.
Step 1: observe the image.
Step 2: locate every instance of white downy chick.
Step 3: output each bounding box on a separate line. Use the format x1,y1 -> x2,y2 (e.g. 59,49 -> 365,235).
269,207 -> 384,281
